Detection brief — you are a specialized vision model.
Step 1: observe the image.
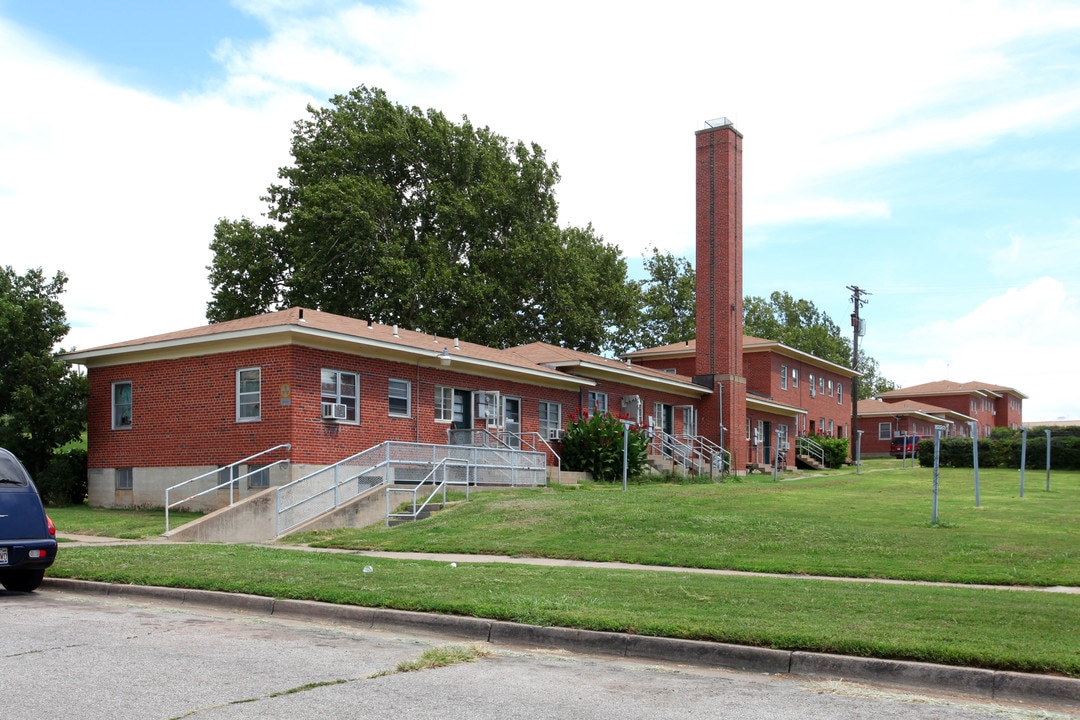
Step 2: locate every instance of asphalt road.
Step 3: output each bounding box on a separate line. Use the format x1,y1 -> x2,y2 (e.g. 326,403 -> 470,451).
2,588 -> 1073,720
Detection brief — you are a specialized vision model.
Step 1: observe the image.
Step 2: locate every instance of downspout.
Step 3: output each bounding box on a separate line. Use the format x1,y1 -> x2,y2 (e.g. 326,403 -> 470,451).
415,361 -> 422,444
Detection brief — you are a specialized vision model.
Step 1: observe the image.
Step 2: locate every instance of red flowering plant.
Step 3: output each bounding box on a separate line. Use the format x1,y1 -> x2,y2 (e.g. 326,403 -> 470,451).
561,407 -> 648,482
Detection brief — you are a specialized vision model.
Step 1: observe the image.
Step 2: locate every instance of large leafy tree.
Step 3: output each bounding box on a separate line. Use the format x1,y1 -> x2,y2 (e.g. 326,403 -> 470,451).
0,267 -> 89,476
614,247 -> 695,355
624,251 -> 894,398
743,291 -> 850,367
208,86 -> 637,353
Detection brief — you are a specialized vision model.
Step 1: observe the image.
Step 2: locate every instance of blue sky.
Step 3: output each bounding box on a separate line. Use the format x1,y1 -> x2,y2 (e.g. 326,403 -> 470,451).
1,0 -> 1078,421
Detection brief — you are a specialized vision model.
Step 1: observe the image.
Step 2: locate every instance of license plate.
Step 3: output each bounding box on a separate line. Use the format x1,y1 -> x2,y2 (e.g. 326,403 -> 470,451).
0,547 -> 7,565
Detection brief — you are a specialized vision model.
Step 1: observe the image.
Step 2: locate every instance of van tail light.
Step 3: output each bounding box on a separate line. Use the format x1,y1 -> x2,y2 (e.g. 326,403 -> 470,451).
46,515 -> 56,537
29,549 -> 47,559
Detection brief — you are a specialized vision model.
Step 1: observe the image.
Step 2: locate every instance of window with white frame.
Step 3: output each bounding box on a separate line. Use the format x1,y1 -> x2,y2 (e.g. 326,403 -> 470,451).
321,369 -> 359,423
828,419 -> 834,435
780,365 -> 788,390
837,383 -> 843,405
682,406 -> 697,436
792,368 -> 799,388
388,378 -> 411,417
539,401 -> 562,437
622,395 -> 642,424
434,386 -> 454,422
746,417 -> 751,441
808,373 -> 816,397
587,391 -> 607,414
112,381 -> 132,429
819,376 -> 825,396
115,467 -> 133,490
236,368 -> 261,422
828,379 -> 833,396
878,422 -> 891,441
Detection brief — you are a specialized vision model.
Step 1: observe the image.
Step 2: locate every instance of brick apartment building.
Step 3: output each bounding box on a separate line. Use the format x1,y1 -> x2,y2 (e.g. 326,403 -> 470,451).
855,381 -> 1028,457
65,119 -> 1015,507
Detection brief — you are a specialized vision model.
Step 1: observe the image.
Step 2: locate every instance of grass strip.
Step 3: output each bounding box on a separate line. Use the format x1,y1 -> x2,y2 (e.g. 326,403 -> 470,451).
47,504 -> 202,540
50,544 -> 1080,677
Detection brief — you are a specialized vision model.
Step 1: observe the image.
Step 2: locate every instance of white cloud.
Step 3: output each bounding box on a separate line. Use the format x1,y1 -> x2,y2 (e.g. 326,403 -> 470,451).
989,223 -> 1080,279
4,0 -> 1080,396
748,196 -> 891,226
888,278 -> 1078,420
0,19 -> 309,349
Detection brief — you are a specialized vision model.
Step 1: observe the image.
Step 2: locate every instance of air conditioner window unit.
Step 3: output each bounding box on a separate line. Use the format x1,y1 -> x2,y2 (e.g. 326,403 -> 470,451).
548,428 -> 565,441
322,402 -> 347,420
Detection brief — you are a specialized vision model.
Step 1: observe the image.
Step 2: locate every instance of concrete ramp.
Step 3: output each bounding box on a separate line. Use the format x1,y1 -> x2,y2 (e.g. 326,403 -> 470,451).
282,484 -> 388,537
164,484 -> 388,543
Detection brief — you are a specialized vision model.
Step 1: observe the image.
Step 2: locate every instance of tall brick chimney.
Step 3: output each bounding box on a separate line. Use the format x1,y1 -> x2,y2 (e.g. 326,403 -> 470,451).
694,118 -> 746,464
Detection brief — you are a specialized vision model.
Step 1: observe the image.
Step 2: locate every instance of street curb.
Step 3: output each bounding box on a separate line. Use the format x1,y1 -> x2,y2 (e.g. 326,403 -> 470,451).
627,635 -> 791,675
790,651 -> 996,698
41,578 -> 1080,710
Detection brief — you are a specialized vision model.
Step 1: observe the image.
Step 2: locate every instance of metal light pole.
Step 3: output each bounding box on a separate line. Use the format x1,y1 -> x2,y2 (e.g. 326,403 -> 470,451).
970,421 -> 980,508
932,425 -> 946,524
772,428 -> 783,482
1046,429 -> 1052,492
856,430 -> 864,474
621,420 -> 633,492
1020,426 -> 1027,497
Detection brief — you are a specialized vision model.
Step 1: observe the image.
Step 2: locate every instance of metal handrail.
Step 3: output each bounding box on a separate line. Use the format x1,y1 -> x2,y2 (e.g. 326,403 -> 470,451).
502,431 -> 561,484
275,440 -> 546,537
165,444 -> 290,532
274,446 -> 391,538
386,457 -> 469,526
676,433 -> 731,476
447,428 -> 512,449
796,435 -> 826,467
653,430 -> 702,474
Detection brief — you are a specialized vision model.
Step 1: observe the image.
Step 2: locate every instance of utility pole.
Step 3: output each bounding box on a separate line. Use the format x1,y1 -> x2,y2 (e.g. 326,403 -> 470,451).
848,285 -> 870,460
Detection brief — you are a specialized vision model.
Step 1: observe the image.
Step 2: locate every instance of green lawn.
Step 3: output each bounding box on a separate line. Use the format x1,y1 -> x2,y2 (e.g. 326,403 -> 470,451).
48,504 -> 201,540
46,466 -> 1080,677
293,466 -> 1080,586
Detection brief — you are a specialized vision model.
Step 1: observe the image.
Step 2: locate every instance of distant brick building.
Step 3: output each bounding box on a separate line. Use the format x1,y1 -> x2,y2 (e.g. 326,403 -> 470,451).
854,381 -> 1027,456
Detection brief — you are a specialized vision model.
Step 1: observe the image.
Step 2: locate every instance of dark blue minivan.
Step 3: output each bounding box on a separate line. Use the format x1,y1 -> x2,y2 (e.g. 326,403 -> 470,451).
0,448 -> 58,592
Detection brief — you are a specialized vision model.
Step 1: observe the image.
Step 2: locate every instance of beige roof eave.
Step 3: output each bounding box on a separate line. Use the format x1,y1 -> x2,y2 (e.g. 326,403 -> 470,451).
546,360 -> 710,398
746,396 -> 806,418
63,324 -> 591,391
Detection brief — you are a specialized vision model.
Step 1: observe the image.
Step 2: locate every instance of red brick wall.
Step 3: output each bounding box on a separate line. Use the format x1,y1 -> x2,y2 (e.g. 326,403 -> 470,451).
694,122 -> 747,468
744,410 -> 797,469
87,345 -> 707,472
742,352 -> 851,441
858,416 -> 938,457
88,347 -> 295,470
631,356 -> 696,377
996,393 -> 1023,430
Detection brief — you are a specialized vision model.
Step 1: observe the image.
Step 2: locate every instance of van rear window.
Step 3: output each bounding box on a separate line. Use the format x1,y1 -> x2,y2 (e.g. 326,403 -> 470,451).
0,456 -> 31,487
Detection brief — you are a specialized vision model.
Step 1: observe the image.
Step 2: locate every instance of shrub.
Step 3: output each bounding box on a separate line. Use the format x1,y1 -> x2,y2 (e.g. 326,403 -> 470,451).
561,409 -> 648,482
816,435 -> 850,469
917,434 -> 1080,471
37,448 -> 88,506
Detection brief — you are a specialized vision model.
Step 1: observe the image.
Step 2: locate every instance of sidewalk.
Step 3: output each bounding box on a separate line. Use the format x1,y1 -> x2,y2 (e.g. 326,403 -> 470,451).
58,533 -> 1080,595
